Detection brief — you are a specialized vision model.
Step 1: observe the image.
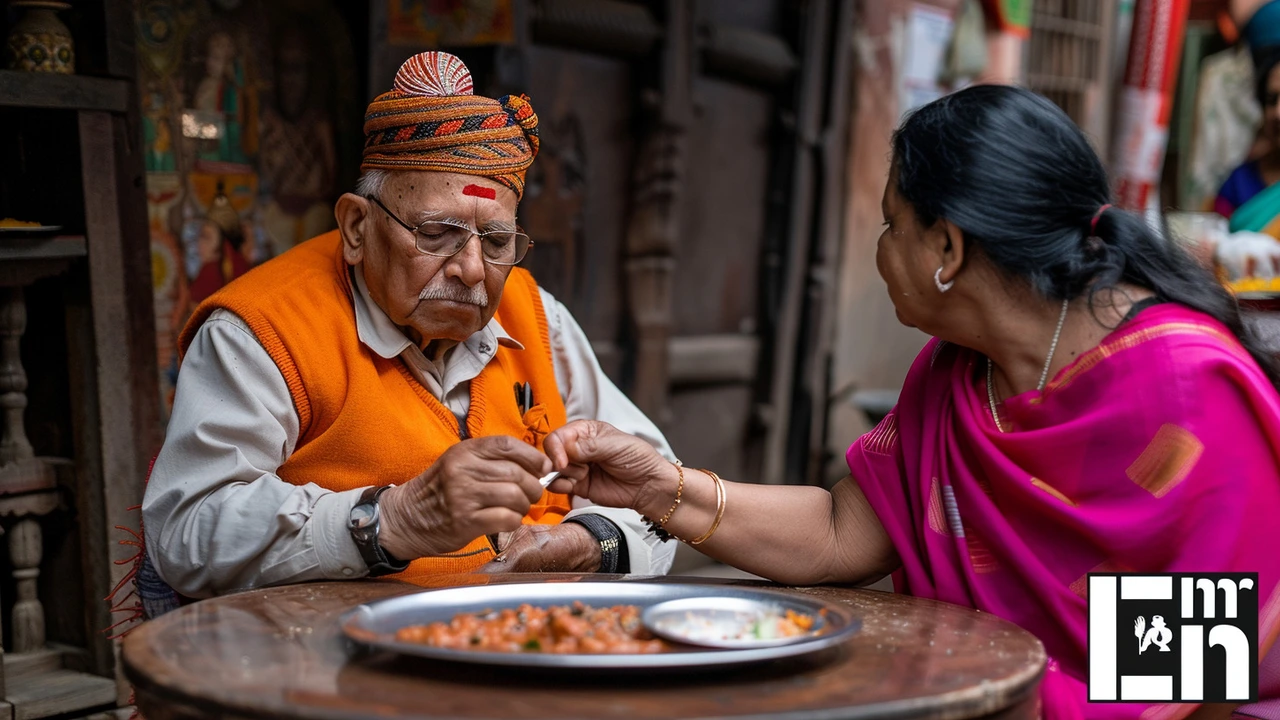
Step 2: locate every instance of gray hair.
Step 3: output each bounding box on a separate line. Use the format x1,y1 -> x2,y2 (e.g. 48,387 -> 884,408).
355,168 -> 393,198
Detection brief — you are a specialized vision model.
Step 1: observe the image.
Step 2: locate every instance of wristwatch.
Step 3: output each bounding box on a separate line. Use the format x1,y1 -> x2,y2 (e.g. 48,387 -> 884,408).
349,485 -> 410,577
565,514 -> 629,574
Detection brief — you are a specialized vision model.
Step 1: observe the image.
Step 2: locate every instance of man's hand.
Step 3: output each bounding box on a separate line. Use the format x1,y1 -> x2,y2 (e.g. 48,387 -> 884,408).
475,523 -> 601,573
377,436 -> 552,561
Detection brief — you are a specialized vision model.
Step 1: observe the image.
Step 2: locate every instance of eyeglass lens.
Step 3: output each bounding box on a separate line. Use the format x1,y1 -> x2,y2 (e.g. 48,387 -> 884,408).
414,221 -> 530,265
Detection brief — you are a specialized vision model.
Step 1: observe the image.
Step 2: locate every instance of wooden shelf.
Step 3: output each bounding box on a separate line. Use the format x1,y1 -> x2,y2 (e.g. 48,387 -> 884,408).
4,648 -> 117,720
0,236 -> 87,261
0,72 -> 128,113
0,4 -> 163,719
5,671 -> 116,720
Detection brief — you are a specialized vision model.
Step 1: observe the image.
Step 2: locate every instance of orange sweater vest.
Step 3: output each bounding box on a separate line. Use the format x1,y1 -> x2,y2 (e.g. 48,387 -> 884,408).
179,230 -> 570,583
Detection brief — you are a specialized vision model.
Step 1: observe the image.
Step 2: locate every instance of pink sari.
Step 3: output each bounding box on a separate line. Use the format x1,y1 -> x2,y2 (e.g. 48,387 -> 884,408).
848,304 -> 1280,719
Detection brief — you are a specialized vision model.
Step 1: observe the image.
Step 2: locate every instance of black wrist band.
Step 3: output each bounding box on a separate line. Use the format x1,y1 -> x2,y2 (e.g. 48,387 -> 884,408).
642,516 -> 674,542
565,514 -> 629,574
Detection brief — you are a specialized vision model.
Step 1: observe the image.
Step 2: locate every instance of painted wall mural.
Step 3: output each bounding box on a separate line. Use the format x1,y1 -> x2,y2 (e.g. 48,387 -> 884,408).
136,0 -> 359,418
386,0 -> 514,46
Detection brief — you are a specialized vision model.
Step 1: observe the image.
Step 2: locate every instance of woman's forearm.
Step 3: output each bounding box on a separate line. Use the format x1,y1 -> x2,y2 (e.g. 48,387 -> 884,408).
636,469 -> 898,585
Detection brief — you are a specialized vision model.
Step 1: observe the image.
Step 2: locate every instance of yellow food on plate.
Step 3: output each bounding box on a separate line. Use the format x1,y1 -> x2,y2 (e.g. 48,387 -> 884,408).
1228,277 -> 1280,294
0,218 -> 42,228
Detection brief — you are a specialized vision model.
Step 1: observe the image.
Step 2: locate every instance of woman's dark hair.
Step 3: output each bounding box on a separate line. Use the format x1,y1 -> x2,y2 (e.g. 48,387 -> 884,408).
891,84 -> 1280,391
1254,47 -> 1280,109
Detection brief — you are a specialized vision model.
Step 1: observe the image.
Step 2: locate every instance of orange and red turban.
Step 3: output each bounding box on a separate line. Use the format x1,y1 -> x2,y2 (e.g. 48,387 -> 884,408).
362,52 -> 540,199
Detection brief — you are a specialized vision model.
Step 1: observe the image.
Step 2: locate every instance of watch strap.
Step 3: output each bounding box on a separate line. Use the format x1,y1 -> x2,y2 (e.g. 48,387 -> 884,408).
351,485 -> 410,577
564,514 -> 629,574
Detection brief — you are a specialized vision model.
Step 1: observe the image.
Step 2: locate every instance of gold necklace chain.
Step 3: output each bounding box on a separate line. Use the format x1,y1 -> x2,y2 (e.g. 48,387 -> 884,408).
986,298 -> 1070,433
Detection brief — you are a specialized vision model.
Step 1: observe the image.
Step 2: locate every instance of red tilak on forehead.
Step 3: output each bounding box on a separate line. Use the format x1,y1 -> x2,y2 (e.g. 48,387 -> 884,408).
462,184 -> 496,200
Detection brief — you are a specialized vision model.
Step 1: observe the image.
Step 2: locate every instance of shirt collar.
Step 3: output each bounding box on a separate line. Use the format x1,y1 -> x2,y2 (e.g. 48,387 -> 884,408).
349,264 -> 523,360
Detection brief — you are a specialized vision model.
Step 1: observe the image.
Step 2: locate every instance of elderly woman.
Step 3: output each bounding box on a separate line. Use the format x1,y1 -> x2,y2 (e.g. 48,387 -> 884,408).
543,85 -> 1280,718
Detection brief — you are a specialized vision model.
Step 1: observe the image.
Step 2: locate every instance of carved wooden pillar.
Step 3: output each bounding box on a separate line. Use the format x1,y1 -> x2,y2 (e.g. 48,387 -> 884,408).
625,125 -> 683,421
0,287 -> 33,466
10,517 -> 44,652
0,488 -> 66,704
625,254 -> 676,420
623,0 -> 692,424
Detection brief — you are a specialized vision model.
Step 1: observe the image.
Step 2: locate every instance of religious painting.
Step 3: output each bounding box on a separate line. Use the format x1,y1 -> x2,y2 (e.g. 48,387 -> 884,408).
142,85 -> 178,172
257,20 -> 343,256
386,0 -> 514,47
182,22 -> 262,170
181,171 -> 261,302
147,172 -> 187,411
134,0 -> 358,420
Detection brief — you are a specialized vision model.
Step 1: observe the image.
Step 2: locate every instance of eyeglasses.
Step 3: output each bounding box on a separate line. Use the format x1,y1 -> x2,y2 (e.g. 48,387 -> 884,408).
366,195 -> 532,266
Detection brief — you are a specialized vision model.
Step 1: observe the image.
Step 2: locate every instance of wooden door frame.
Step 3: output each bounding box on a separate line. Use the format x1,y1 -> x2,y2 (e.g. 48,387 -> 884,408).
367,0 -> 852,486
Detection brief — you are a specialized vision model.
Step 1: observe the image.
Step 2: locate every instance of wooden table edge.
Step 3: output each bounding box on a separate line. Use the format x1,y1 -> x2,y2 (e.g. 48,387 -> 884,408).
120,578 -> 1050,720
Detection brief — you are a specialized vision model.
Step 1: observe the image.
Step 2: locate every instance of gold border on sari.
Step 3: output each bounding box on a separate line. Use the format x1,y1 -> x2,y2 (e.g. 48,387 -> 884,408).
1031,322 -> 1246,403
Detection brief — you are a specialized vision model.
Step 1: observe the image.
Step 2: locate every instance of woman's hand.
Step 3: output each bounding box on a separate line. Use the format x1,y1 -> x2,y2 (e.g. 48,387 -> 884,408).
542,420 -> 678,516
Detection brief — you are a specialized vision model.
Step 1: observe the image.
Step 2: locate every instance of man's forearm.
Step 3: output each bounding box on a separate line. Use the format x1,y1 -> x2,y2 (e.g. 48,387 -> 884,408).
143,470 -> 370,597
143,312 -> 371,597
546,522 -> 602,572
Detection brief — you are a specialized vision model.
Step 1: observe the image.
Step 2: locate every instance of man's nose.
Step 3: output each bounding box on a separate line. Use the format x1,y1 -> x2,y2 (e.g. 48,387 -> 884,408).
442,234 -> 486,286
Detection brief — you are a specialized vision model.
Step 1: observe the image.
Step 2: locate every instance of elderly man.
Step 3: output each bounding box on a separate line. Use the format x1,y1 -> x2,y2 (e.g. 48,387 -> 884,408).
143,52 -> 676,596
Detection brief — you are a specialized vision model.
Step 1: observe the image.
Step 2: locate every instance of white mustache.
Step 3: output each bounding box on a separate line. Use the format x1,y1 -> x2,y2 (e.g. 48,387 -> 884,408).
418,282 -> 488,306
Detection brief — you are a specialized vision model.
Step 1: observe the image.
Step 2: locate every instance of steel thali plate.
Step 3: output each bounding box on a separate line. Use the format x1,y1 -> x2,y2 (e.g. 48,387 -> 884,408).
0,225 -> 62,234
340,581 -> 861,669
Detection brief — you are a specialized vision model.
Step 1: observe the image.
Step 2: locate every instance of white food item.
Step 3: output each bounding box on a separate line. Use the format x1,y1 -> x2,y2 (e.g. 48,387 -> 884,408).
658,610 -> 785,643
1216,230 -> 1280,280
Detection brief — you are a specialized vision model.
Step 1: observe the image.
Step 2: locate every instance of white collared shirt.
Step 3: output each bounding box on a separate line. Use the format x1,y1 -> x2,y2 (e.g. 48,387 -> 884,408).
143,264 -> 676,597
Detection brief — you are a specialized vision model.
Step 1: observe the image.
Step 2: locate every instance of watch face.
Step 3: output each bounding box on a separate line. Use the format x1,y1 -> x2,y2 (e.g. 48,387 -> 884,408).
350,502 -> 377,530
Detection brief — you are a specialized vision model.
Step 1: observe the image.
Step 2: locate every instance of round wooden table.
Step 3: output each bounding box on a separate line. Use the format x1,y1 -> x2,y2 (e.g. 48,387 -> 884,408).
122,574 -> 1046,720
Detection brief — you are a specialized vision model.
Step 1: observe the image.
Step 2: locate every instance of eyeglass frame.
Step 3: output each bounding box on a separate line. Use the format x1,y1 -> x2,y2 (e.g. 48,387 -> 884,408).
364,194 -> 533,266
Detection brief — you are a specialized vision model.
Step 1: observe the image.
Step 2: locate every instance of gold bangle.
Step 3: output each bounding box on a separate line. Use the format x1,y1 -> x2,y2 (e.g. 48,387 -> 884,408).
688,469 -> 726,546
657,460 -> 684,526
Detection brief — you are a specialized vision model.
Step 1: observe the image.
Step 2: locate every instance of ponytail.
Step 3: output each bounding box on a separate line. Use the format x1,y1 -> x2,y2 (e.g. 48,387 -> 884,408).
892,84 -> 1280,393
1091,209 -> 1280,393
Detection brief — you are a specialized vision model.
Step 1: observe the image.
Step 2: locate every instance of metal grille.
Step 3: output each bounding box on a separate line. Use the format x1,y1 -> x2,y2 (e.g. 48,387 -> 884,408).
1027,0 -> 1117,153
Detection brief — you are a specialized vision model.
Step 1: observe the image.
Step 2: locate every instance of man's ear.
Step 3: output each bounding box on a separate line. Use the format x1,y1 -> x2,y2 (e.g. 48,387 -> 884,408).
335,193 -> 369,266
